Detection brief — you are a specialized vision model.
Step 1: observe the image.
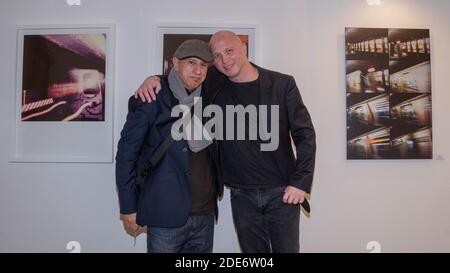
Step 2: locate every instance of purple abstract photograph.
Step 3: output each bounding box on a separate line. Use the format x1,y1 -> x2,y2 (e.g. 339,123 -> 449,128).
21,33 -> 107,121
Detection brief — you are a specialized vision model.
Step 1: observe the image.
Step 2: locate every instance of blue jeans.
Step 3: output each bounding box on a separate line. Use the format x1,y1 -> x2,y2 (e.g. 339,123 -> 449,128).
146,213 -> 214,253
230,186 -> 300,253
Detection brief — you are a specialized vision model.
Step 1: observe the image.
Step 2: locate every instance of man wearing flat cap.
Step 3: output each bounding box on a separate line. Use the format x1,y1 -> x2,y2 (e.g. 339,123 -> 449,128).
134,31 -> 316,253
115,39 -> 223,253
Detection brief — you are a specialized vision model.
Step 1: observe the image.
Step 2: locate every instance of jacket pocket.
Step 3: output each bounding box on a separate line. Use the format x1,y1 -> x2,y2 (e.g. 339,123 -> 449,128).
148,170 -> 177,181
143,171 -> 187,213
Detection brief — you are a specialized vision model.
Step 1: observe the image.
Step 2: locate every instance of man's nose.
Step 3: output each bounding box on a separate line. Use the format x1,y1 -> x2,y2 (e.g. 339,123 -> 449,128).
221,54 -> 229,64
192,64 -> 201,74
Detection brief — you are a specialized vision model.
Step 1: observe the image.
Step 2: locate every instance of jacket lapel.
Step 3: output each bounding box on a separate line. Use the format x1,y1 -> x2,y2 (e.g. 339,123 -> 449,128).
255,64 -> 273,126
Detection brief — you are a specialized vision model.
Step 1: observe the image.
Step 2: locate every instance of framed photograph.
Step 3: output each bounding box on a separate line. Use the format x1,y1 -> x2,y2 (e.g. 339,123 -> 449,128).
12,24 -> 115,162
156,24 -> 257,75
345,27 -> 432,160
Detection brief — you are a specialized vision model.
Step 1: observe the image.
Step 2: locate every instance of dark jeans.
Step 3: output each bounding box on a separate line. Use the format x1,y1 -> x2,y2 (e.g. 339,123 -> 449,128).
146,213 -> 214,253
230,186 -> 300,253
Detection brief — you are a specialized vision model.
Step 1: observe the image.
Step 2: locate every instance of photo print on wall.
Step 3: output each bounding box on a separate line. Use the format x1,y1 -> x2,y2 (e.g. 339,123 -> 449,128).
20,32 -> 108,122
345,27 -> 432,159
12,25 -> 115,163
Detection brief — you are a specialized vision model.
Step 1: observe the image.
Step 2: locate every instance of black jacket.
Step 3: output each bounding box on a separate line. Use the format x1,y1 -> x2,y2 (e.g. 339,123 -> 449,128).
205,64 -> 316,193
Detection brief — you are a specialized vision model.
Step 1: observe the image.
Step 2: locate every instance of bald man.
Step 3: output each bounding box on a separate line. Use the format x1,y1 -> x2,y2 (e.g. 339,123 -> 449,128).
134,31 -> 316,253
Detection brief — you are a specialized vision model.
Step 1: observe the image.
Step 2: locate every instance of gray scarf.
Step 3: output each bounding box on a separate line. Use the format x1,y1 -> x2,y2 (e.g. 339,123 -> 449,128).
168,68 -> 212,153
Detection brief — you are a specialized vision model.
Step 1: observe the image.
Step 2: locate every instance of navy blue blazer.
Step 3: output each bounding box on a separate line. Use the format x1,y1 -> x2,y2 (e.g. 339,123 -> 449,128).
115,78 -> 221,228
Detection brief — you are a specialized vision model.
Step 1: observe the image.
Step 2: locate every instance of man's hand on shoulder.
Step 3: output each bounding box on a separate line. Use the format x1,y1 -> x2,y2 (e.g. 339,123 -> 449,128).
133,75 -> 162,103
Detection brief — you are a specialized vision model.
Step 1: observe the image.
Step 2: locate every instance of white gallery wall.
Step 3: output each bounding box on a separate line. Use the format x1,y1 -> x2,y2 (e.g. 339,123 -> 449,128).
1,0 -> 449,252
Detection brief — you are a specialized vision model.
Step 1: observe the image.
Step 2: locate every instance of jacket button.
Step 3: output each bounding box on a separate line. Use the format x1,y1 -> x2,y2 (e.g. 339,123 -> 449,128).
185,171 -> 189,176
182,148 -> 188,153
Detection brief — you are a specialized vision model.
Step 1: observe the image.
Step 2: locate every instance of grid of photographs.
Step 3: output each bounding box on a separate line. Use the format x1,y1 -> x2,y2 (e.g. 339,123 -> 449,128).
345,28 -> 432,159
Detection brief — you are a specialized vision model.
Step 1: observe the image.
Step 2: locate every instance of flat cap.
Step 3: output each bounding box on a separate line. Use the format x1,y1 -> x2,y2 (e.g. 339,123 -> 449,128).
174,39 -> 213,63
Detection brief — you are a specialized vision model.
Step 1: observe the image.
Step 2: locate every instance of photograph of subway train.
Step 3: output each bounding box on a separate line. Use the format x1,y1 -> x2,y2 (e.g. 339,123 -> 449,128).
20,33 -> 107,121
345,27 -> 432,159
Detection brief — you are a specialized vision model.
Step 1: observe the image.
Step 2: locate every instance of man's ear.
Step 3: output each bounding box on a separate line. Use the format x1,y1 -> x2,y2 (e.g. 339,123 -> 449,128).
242,42 -> 248,57
172,57 -> 180,71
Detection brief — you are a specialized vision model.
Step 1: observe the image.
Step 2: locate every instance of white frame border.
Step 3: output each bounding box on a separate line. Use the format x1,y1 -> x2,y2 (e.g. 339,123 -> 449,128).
11,24 -> 115,163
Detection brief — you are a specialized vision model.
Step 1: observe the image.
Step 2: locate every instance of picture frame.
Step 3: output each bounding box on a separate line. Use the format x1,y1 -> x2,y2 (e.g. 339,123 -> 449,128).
155,24 -> 257,75
11,24 -> 115,163
345,27 -> 432,160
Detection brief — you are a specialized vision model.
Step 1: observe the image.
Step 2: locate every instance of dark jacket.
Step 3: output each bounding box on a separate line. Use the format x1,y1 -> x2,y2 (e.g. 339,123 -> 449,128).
115,77 -> 222,228
206,64 -> 316,193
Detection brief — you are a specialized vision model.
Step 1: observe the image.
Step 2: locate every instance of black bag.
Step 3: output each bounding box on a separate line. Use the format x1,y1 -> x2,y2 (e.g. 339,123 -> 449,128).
134,133 -> 174,188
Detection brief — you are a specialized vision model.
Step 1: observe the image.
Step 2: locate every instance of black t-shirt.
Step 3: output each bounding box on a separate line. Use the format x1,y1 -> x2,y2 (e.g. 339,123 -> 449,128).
189,135 -> 215,215
214,79 -> 284,189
